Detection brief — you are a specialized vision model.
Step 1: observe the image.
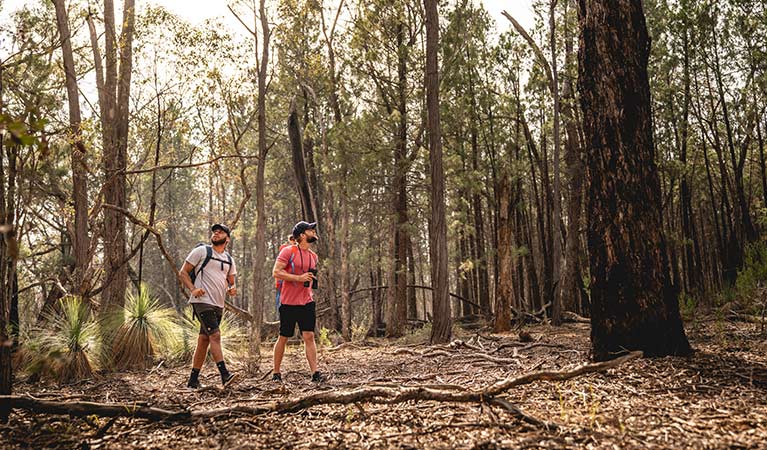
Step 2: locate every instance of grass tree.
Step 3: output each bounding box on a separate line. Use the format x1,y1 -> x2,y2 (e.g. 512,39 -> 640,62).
23,297 -> 100,383
107,284 -> 178,370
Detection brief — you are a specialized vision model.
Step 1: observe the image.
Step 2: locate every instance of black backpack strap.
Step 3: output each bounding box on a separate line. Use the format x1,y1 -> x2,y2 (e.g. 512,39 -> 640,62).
196,245 -> 213,279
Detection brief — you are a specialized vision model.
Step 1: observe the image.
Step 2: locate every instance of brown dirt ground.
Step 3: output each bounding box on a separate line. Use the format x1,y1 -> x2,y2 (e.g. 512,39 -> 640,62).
2,319 -> 767,449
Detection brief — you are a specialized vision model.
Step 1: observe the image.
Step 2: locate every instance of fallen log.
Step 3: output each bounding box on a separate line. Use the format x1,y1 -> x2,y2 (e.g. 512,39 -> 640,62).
0,396 -> 190,421
561,311 -> 590,324
1,351 -> 641,424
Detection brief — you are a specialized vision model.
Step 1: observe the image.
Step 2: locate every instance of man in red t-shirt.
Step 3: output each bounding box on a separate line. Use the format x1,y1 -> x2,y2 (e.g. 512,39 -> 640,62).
271,221 -> 325,383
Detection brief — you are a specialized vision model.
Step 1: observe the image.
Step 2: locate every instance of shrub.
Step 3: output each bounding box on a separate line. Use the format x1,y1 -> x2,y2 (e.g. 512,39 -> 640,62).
735,242 -> 767,313
317,327 -> 332,348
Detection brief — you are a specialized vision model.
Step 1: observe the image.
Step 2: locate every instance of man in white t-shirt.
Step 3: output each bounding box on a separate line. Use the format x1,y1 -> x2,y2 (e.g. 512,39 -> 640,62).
178,223 -> 238,388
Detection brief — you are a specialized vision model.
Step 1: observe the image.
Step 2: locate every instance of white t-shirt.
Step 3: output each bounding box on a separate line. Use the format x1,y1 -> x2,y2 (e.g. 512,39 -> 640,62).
185,245 -> 237,308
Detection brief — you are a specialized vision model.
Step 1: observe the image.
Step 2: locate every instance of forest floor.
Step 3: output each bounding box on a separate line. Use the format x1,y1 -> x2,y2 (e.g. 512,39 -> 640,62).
2,318 -> 767,449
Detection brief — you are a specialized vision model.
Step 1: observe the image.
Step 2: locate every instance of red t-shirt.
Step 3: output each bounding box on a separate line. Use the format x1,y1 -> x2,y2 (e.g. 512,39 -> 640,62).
276,245 -> 317,306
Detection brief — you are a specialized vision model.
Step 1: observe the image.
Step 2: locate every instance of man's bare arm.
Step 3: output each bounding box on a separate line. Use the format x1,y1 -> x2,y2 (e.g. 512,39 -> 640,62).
179,261 -> 205,297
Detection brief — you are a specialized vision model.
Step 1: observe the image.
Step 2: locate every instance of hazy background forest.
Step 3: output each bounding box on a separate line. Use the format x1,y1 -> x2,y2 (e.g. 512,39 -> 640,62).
1,0 -> 766,376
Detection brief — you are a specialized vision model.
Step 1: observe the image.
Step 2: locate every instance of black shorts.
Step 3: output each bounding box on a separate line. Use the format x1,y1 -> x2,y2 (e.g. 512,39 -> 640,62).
192,303 -> 223,335
279,302 -> 316,337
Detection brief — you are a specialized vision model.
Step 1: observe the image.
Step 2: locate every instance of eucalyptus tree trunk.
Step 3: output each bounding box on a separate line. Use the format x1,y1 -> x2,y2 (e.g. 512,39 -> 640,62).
494,172 -> 515,332
339,185 -> 351,340
321,0 -> 351,339
548,0 -> 564,325
425,0 -> 451,344
758,117 -> 766,210
711,25 -> 756,246
678,20 -> 703,299
0,70 -> 19,421
701,57 -> 738,286
385,20 -> 409,338
406,236 -> 417,320
578,0 -> 691,360
53,0 -> 90,296
560,0 -> 586,316
466,67 -> 490,319
250,0 -> 270,358
90,0 -> 136,318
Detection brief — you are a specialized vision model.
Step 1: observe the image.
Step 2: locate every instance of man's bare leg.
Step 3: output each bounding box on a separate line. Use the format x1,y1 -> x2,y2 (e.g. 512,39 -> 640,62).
302,331 -> 318,373
273,336 -> 289,375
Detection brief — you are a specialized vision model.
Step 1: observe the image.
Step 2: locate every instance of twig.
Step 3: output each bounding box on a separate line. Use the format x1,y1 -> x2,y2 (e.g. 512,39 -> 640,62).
93,417 -> 117,438
148,360 -> 164,375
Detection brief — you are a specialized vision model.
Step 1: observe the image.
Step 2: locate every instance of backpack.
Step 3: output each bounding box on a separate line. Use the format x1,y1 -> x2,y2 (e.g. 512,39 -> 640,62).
189,243 -> 232,285
275,245 -> 299,290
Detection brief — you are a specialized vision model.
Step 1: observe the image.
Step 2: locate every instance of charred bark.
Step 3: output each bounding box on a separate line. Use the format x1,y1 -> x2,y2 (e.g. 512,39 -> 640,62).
577,0 -> 691,360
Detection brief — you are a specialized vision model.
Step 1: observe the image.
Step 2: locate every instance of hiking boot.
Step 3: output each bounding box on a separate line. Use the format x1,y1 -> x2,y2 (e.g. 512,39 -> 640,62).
222,372 -> 238,388
311,371 -> 326,383
272,372 -> 282,382
187,379 -> 202,389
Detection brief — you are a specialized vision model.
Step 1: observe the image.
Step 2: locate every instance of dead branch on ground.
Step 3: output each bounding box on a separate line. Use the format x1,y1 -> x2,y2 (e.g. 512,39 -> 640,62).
1,351 -> 641,427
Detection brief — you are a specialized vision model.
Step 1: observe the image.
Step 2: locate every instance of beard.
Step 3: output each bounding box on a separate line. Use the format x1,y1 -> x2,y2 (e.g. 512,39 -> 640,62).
211,237 -> 227,246
307,236 -> 318,243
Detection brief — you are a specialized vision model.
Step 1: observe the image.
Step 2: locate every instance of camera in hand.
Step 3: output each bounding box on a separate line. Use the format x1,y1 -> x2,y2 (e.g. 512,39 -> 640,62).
304,268 -> 318,289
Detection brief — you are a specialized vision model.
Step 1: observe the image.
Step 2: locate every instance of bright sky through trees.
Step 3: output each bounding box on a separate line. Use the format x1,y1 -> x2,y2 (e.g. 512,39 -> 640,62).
0,0 -> 535,45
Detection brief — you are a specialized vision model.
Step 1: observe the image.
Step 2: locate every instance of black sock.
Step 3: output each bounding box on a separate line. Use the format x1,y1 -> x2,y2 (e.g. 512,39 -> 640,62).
216,361 -> 229,376
189,368 -> 200,382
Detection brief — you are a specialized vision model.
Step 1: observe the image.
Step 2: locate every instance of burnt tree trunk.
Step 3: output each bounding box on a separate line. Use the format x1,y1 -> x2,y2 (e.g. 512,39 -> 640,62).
577,0 -> 691,360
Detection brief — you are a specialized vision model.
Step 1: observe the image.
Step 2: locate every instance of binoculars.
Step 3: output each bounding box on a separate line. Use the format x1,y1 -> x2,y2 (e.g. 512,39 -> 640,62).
304,268 -> 318,289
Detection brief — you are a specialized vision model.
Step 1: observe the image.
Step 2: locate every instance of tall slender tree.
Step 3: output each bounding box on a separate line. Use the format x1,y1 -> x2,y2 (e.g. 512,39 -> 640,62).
89,0 -> 136,318
229,0 -> 271,358
425,0 -> 450,344
53,0 -> 91,297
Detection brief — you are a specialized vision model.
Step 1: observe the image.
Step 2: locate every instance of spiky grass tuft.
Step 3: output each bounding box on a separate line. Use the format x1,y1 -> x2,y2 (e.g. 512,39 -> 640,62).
24,296 -> 100,383
106,284 -> 179,370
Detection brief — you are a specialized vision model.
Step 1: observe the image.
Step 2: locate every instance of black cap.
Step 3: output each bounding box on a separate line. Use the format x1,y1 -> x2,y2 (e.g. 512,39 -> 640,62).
211,223 -> 231,236
292,221 -> 317,238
